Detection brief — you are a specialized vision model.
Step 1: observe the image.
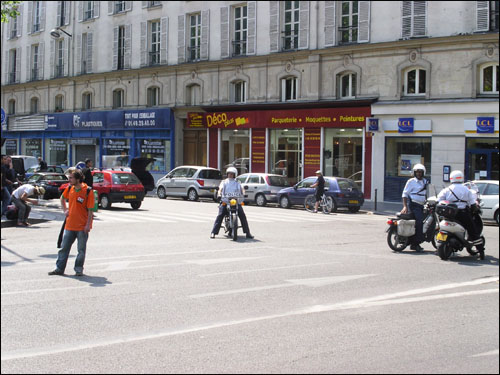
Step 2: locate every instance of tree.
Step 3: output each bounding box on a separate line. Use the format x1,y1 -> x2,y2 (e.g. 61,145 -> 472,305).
1,1 -> 21,23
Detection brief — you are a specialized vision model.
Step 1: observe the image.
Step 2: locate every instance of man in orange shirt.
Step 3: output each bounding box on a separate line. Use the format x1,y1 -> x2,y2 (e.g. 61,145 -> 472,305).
49,170 -> 94,276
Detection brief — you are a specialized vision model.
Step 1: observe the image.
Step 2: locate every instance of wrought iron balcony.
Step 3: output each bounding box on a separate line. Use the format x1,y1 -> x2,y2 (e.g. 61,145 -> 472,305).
55,64 -> 64,78
8,72 -> 17,84
281,31 -> 298,51
338,26 -> 359,44
149,51 -> 160,66
232,40 -> 247,57
187,46 -> 200,62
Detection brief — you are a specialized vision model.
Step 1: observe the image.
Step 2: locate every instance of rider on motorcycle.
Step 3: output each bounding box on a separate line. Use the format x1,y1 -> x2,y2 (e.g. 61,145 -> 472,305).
400,163 -> 428,252
437,170 -> 485,253
210,167 -> 254,239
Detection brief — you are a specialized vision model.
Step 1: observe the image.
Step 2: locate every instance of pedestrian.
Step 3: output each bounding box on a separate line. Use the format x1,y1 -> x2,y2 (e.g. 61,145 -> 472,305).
10,183 -> 45,226
49,170 -> 94,277
38,157 -> 48,171
310,170 -> 325,213
81,159 -> 93,187
1,155 -> 13,216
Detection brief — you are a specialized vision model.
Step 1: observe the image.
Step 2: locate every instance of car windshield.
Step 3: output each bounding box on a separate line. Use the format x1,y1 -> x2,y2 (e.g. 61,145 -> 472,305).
268,176 -> 289,187
44,175 -> 68,181
112,173 -> 140,184
198,169 -> 222,179
337,179 -> 359,190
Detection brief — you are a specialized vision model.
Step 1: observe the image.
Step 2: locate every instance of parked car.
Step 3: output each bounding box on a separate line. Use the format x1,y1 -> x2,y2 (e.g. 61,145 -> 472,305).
276,176 -> 365,212
27,172 -> 69,200
468,180 -> 499,225
59,169 -> 145,209
25,165 -> 64,181
236,173 -> 290,206
156,166 -> 222,201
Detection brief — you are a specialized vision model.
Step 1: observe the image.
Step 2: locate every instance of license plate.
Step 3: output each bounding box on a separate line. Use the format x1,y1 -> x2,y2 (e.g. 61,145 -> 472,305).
211,189 -> 216,193
124,195 -> 136,199
436,232 -> 448,241
349,200 -> 358,204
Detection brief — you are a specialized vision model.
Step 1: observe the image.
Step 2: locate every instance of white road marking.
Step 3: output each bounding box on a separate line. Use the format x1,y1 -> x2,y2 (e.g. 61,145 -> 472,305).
286,274 -> 377,287
198,261 -> 340,277
1,281 -> 497,361
184,256 -> 269,265
471,349 -> 499,357
1,282 -> 130,296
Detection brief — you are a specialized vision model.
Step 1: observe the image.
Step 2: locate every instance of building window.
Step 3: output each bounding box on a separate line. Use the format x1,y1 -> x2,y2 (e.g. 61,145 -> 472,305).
480,64 -> 499,94
150,20 -> 160,66
31,44 -> 40,81
83,1 -> 94,20
187,84 -> 201,106
117,26 -> 125,70
338,72 -> 357,98
234,81 -> 246,103
403,68 -> 426,96
10,14 -> 18,38
81,33 -> 88,73
9,49 -> 17,84
188,14 -> 201,62
281,76 -> 298,101
82,92 -> 92,110
115,1 -> 125,14
491,1 -> 500,31
147,1 -> 162,8
147,87 -> 159,107
233,5 -> 247,56
113,89 -> 124,109
8,99 -> 16,115
340,1 -> 358,44
402,1 -> 427,38
282,1 -> 299,51
32,1 -> 41,32
30,97 -> 39,114
58,1 -> 66,26
55,95 -> 64,112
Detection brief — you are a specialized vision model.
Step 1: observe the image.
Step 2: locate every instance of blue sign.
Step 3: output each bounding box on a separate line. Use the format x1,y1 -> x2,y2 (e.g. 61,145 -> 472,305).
476,117 -> 494,133
1,108 -> 6,124
368,118 -> 379,131
398,118 -> 414,133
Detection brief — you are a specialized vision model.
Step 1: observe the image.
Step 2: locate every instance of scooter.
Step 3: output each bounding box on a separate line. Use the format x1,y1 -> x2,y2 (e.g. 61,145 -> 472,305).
222,196 -> 245,241
386,197 -> 440,252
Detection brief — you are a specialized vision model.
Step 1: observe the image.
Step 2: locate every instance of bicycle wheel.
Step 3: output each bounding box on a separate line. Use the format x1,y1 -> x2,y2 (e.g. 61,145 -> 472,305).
322,196 -> 333,214
304,195 -> 316,212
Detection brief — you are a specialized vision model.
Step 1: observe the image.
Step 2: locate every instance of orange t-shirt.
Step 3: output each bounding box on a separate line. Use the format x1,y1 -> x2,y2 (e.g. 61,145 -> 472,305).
63,183 -> 94,231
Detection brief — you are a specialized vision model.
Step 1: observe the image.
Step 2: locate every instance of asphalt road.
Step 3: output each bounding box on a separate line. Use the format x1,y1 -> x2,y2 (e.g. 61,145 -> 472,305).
1,197 -> 499,374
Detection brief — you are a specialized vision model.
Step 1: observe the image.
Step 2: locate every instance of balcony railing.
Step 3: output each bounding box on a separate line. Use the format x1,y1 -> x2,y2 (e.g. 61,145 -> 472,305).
8,72 -> 17,84
10,30 -> 17,38
32,23 -> 40,33
31,68 -> 40,81
149,51 -> 160,66
83,10 -> 93,21
81,60 -> 88,74
147,1 -> 162,8
187,46 -> 200,62
232,40 -> 247,57
281,31 -> 298,51
55,64 -> 64,78
115,3 -> 125,14
338,26 -> 358,44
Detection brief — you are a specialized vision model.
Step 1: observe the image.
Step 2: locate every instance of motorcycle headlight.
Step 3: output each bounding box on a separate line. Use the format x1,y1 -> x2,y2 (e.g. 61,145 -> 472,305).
230,199 -> 237,206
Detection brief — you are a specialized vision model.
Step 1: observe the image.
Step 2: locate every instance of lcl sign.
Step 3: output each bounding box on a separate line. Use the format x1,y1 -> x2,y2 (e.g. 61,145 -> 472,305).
398,118 -> 414,133
476,117 -> 494,133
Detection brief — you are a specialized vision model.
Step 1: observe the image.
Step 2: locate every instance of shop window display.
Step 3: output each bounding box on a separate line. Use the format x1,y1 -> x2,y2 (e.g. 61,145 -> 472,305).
139,139 -> 171,172
323,128 -> 363,180
221,129 -> 250,175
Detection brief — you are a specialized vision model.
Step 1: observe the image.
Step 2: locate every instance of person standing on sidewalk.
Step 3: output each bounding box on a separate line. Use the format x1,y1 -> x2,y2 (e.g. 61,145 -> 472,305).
49,170 -> 94,277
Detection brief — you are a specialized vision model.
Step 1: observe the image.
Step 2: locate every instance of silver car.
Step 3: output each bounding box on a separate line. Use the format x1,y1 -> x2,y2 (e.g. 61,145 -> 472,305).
236,173 -> 290,206
156,166 -> 222,201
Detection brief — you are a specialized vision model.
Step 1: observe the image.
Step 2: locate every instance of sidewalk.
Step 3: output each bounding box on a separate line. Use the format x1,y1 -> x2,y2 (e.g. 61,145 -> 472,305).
361,200 -> 402,217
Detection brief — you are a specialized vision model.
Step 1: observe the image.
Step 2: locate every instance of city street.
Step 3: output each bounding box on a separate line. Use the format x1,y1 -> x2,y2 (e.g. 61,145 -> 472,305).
1,197 -> 499,374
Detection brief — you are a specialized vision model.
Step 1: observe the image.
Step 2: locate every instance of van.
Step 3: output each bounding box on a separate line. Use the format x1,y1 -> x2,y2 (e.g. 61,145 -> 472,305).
10,155 -> 39,181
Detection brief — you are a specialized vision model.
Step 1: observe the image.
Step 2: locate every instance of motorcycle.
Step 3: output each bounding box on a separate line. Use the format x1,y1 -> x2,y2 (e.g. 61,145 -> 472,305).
435,184 -> 485,260
222,196 -> 246,241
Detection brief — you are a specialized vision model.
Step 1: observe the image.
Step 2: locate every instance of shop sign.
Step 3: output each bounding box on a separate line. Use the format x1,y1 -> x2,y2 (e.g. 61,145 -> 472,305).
251,129 -> 266,173
104,139 -> 130,150
69,138 -> 96,145
5,139 -> 17,154
139,139 -> 165,153
476,117 -> 495,133
303,129 -> 321,177
367,118 -> 379,131
49,139 -> 67,151
398,118 -> 414,133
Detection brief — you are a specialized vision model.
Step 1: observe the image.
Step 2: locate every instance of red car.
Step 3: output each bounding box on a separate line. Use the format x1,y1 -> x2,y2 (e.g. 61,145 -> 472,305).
59,169 -> 145,210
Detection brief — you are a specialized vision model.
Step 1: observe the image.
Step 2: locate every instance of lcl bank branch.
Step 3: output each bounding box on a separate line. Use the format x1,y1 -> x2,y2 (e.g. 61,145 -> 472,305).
187,106 -> 372,198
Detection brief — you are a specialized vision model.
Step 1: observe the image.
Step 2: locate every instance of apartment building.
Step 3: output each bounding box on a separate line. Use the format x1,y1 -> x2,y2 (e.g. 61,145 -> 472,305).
1,1 -> 498,200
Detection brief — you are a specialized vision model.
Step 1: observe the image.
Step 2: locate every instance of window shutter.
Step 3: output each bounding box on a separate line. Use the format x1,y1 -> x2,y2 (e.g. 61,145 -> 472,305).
57,2 -> 62,25
26,46 -> 31,81
124,24 -> 131,69
7,14 -> 12,39
39,42 -> 44,79
298,1 -> 309,49
63,38 -> 69,76
177,14 -> 185,63
402,1 -> 412,38
160,16 -> 168,64
4,52 -> 9,84
476,1 -> 489,31
87,32 -> 93,73
27,1 -> 32,34
140,21 -> 147,66
142,1 -> 148,8
201,10 -> 209,60
247,1 -> 256,55
17,4 -> 23,37
413,1 -> 426,36
269,1 -> 279,52
76,34 -> 82,74
324,1 -> 336,47
50,39 -> 55,78
112,26 -> 118,70
78,1 -> 83,21
40,1 -> 46,31
94,1 -> 100,18
220,7 -> 229,58
15,48 -> 21,83
125,1 -> 132,12
281,78 -> 286,101
108,1 -> 114,15
358,1 -> 370,42
64,1 -> 71,25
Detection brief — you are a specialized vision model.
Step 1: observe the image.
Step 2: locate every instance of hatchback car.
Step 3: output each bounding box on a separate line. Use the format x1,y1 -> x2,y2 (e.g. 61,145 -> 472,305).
25,165 -> 64,181
470,180 -> 499,225
156,166 -> 222,201
276,176 -> 365,212
236,173 -> 290,206
28,172 -> 68,200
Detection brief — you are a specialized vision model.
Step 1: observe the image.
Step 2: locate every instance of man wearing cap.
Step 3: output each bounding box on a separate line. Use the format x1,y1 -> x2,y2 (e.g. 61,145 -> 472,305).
310,170 -> 325,213
10,184 -> 45,226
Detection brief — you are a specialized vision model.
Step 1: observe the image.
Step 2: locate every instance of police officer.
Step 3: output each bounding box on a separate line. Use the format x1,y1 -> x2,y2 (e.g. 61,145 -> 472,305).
210,167 -> 254,239
437,170 -> 484,252
400,163 -> 428,252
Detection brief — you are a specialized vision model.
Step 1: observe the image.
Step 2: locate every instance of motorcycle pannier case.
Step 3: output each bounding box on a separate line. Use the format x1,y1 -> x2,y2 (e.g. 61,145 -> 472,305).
436,203 -> 458,219
397,219 -> 416,237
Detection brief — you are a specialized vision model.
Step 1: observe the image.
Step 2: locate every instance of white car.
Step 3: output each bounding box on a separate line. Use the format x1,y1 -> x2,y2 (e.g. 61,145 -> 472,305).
471,180 -> 499,225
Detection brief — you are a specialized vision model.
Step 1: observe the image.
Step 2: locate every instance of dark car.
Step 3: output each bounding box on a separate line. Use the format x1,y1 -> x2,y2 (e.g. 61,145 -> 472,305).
276,176 -> 365,213
25,165 -> 64,181
27,172 -> 69,200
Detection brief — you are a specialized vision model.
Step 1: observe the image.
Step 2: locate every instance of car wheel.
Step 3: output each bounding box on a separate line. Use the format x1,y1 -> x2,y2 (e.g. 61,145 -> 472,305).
495,210 -> 499,226
255,194 -> 267,207
157,186 -> 167,199
188,188 -> 199,201
279,195 -> 290,209
100,194 -> 111,209
131,202 -> 141,210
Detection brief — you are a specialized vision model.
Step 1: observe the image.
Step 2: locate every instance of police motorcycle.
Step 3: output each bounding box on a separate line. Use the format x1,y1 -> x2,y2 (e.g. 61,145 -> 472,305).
435,182 -> 485,261
222,194 -> 246,241
386,183 -> 440,252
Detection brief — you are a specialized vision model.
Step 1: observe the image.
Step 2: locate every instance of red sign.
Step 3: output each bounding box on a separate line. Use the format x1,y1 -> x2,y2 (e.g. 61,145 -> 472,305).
187,107 -> 370,129
251,129 -> 266,173
303,129 -> 321,177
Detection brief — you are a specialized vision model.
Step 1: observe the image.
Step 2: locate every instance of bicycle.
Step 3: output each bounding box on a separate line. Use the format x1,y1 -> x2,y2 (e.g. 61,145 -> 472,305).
304,193 -> 333,214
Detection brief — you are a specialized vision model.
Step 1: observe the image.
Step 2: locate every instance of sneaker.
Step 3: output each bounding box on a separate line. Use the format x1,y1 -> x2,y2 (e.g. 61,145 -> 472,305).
210,233 -> 215,239
246,234 -> 254,239
75,271 -> 84,277
313,210 -> 318,213
410,244 -> 424,252
48,269 -> 64,276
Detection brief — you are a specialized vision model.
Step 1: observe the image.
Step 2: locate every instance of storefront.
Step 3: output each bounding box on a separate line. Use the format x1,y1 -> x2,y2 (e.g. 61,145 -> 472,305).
1,108 -> 175,180
187,106 -> 372,197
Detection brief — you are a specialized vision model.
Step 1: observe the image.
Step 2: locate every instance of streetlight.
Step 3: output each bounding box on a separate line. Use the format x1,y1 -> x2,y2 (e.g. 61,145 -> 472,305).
50,27 -> 72,39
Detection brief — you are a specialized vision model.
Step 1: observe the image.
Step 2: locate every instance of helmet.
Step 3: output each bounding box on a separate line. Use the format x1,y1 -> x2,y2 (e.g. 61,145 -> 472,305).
226,167 -> 238,177
450,170 -> 464,184
36,186 -> 46,196
315,170 -> 322,175
412,163 -> 426,176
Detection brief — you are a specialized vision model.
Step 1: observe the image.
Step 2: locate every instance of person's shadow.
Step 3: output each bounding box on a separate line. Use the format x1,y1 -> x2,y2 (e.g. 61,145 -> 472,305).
65,274 -> 113,287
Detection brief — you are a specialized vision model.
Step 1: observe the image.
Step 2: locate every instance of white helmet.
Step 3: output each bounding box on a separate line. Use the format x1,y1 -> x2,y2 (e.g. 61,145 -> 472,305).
450,170 -> 464,184
412,163 -> 426,175
226,166 -> 238,177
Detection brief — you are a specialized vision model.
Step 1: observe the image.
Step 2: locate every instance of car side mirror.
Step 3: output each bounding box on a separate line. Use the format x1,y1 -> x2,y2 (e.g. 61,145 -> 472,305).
293,184 -> 298,190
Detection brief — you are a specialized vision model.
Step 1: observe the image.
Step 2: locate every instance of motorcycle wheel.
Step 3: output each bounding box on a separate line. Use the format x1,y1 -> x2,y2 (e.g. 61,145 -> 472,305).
431,229 -> 439,250
387,226 -> 408,252
232,214 -> 238,241
437,242 -> 453,260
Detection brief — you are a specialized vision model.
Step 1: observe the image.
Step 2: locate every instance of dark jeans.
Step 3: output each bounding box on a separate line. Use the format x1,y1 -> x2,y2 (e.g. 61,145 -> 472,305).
409,201 -> 424,246
211,204 -> 251,235
1,186 -> 11,215
11,195 -> 31,223
55,230 -> 89,273
456,209 -> 484,251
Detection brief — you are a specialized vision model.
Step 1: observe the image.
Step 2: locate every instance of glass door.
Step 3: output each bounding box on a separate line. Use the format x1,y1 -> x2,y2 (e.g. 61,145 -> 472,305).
269,128 -> 302,185
466,150 -> 499,181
